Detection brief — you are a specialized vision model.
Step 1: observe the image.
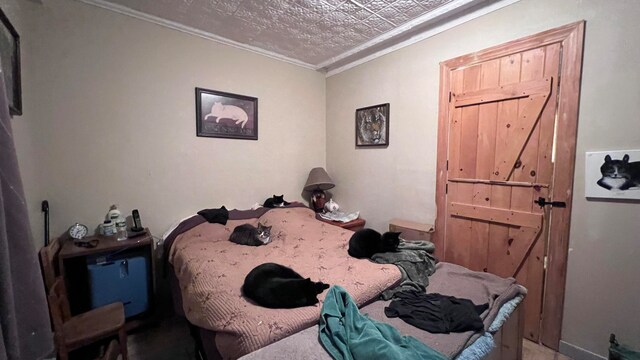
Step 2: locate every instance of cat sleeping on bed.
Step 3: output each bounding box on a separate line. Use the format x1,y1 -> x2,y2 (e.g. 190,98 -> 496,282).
229,223 -> 272,246
263,195 -> 290,208
242,263 -> 330,309
348,229 -> 401,259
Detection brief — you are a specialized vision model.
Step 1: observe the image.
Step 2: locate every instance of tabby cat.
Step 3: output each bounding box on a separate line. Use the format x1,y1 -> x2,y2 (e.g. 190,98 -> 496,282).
263,195 -> 290,208
348,229 -> 401,259
242,263 -> 330,309
597,154 -> 640,191
229,223 -> 272,246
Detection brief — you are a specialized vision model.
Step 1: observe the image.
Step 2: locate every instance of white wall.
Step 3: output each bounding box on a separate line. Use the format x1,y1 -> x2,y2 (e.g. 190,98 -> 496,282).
326,0 -> 640,357
7,0 -> 325,245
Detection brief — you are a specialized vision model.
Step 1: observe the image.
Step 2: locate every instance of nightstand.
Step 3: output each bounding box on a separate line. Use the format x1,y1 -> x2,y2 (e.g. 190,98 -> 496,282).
318,217 -> 366,231
389,218 -> 439,259
57,229 -> 157,331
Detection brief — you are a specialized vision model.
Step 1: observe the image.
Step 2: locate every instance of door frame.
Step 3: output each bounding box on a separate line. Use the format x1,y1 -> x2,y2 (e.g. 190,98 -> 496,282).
433,21 -> 585,349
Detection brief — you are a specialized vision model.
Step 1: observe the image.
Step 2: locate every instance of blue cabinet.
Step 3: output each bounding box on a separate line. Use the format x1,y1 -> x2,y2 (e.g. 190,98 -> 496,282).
87,256 -> 150,318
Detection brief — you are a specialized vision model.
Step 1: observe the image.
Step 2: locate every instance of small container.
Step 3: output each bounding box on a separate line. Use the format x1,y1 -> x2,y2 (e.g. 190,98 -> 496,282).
102,220 -> 116,236
108,205 -> 122,224
116,220 -> 128,241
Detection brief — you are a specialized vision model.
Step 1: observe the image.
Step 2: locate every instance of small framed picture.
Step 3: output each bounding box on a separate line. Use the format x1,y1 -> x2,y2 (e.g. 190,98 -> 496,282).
196,87 -> 258,140
355,103 -> 389,147
0,8 -> 21,116
585,150 -> 640,200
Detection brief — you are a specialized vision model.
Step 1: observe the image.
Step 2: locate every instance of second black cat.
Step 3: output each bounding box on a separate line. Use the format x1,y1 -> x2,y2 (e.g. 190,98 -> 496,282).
263,195 -> 290,208
242,263 -> 329,309
348,229 -> 401,259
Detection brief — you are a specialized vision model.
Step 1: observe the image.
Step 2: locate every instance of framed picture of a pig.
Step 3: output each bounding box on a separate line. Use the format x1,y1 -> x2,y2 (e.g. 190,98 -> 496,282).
196,87 -> 258,140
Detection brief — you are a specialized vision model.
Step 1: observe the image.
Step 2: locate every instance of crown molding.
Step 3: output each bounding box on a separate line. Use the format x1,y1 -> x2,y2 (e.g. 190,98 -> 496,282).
325,0 -> 521,77
77,0 -> 317,71
317,0 -> 481,70
77,0 -> 521,76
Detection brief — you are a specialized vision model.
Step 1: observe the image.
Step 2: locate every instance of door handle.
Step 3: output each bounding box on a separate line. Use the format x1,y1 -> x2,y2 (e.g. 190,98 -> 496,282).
534,197 -> 566,208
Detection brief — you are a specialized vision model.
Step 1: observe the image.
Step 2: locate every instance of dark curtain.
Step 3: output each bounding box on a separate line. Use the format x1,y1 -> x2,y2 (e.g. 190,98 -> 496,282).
0,63 -> 53,358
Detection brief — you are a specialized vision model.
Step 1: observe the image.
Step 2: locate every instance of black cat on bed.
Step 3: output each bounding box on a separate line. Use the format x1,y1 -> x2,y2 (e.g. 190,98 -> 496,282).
242,263 -> 330,309
348,229 -> 401,259
263,195 -> 290,208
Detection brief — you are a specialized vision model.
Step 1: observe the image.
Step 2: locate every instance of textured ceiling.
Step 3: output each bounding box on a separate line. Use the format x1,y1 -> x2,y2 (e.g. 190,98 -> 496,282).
90,0 -> 506,71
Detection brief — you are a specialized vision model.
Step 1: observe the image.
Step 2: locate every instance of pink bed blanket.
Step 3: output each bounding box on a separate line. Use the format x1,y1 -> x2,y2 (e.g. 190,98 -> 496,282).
169,207 -> 402,359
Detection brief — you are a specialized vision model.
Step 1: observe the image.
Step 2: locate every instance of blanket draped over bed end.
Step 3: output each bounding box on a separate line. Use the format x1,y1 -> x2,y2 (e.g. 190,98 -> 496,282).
320,285 -> 448,360
168,206 -> 402,359
371,239 -> 438,300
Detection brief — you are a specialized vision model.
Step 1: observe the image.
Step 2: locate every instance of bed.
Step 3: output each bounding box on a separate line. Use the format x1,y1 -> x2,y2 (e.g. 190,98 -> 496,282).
164,203 -> 526,360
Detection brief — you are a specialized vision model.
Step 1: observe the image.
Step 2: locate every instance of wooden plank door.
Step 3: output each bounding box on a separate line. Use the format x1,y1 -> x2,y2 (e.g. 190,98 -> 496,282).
434,22 -> 584,349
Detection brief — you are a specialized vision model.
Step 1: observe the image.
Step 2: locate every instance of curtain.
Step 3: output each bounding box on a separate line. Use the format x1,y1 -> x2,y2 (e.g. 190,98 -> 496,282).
0,62 -> 53,358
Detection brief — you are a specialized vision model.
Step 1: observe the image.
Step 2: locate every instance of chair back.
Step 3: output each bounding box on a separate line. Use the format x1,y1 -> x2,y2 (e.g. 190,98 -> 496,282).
47,278 -> 72,335
39,238 -> 61,291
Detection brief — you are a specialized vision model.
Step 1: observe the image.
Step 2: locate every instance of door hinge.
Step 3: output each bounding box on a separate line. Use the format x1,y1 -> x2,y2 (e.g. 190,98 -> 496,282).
449,92 -> 452,103
445,183 -> 448,194
446,160 -> 449,170
543,256 -> 548,270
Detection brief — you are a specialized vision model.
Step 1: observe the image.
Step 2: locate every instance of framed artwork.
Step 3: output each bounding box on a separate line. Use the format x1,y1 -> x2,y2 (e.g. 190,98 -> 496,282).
0,8 -> 21,116
195,87 -> 258,140
355,103 -> 389,147
585,150 -> 640,200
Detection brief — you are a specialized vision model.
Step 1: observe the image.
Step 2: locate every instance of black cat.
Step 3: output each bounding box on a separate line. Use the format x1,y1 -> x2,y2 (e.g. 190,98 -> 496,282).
263,195 -> 290,208
242,263 -> 329,309
229,223 -> 272,246
597,154 -> 640,191
348,229 -> 401,259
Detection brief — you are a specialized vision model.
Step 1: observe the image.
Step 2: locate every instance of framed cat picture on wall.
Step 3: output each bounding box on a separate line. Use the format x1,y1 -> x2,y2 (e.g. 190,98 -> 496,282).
585,150 -> 640,200
196,87 -> 258,140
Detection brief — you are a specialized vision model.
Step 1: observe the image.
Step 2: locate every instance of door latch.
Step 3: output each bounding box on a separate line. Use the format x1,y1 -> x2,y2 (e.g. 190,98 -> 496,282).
534,197 -> 566,208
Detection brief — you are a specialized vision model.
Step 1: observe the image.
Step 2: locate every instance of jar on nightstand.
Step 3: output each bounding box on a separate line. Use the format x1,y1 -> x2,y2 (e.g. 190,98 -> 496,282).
116,220 -> 128,241
101,220 -> 116,236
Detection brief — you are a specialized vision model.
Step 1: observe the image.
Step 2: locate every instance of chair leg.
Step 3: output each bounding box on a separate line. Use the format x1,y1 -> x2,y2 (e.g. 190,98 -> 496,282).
58,347 -> 69,360
118,328 -> 128,360
55,336 -> 69,360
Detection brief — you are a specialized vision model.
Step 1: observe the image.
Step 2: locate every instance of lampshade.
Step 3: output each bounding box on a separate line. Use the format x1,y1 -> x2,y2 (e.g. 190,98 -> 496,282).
304,167 -> 335,191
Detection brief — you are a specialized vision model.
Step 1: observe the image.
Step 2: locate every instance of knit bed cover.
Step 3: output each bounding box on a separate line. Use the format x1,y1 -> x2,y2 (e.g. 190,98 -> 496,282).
168,206 -> 402,359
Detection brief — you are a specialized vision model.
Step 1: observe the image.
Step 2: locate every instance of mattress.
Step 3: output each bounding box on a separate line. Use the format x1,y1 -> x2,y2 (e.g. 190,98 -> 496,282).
239,262 -> 527,360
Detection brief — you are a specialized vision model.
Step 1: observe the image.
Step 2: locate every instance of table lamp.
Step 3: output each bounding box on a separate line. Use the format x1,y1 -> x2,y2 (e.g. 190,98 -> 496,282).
304,167 -> 335,212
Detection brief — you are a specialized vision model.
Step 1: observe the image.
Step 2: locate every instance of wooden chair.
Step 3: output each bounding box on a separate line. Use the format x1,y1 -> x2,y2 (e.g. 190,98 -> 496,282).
39,237 -> 62,292
47,278 -> 128,360
97,340 -> 121,360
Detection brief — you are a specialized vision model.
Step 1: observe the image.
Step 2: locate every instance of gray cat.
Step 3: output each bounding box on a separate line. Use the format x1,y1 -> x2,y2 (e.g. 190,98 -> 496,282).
229,223 -> 272,246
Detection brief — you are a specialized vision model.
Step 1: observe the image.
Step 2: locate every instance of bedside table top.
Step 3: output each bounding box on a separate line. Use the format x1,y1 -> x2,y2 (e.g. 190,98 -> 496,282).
58,228 -> 152,259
